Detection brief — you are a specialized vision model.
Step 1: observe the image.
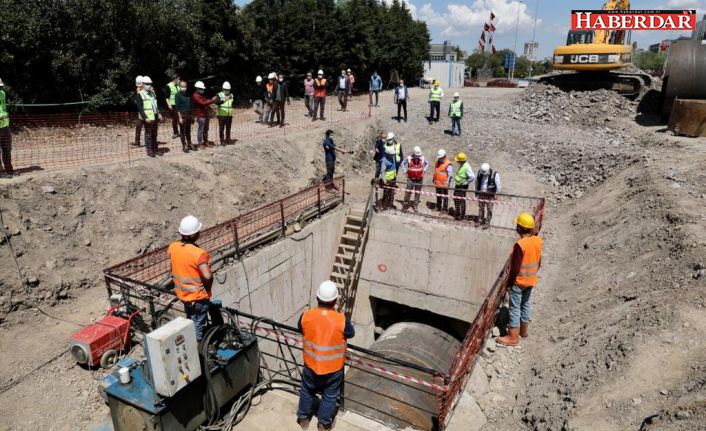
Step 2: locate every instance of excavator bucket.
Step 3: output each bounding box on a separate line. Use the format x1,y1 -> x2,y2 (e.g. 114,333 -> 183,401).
667,99 -> 706,137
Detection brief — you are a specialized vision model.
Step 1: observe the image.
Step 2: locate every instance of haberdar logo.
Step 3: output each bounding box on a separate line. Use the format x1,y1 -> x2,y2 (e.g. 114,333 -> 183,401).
571,10 -> 697,31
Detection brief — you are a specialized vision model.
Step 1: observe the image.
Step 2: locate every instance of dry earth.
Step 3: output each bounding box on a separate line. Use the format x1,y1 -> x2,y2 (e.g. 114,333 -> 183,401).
0,86 -> 704,430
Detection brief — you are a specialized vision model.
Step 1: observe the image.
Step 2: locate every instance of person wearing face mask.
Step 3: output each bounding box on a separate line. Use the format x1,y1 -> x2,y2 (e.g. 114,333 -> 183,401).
175,80 -> 194,153
312,70 -> 328,121
270,74 -> 290,128
0,77 -> 12,177
134,76 -> 161,157
163,73 -> 181,139
264,72 -> 276,127
131,75 -> 144,147
393,79 -> 408,123
304,72 -> 315,118
401,146 -> 428,212
192,81 -> 218,147
216,81 -> 234,145
252,76 -> 265,123
336,70 -> 350,112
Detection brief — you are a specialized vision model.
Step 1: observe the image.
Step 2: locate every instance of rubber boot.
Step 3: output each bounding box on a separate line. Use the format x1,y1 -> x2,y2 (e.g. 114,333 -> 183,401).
520,322 -> 529,338
496,327 -> 520,346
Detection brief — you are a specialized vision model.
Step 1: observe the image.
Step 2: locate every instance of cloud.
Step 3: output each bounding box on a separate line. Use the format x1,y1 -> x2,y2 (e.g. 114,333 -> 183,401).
382,0 -> 417,19
417,0 -> 539,38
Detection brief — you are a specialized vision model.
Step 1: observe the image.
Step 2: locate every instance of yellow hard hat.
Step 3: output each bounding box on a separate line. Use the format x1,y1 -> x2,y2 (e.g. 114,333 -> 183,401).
454,152 -> 467,162
514,212 -> 535,229
433,80 -> 439,85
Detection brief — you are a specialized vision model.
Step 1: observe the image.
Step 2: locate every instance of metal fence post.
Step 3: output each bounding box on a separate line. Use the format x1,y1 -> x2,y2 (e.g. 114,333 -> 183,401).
317,186 -> 322,218
233,221 -> 241,257
342,177 -> 346,204
280,202 -> 286,235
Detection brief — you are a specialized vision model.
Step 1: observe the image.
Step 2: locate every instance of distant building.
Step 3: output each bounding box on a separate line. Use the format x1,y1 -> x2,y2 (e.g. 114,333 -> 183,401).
649,36 -> 692,53
693,14 -> 706,41
423,41 -> 466,88
523,41 -> 539,61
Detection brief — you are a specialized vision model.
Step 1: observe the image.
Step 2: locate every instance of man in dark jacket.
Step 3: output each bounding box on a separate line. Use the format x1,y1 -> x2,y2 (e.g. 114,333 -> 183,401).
373,130 -> 386,179
335,70 -> 350,111
175,80 -> 195,152
393,79 -> 409,122
270,73 -> 290,127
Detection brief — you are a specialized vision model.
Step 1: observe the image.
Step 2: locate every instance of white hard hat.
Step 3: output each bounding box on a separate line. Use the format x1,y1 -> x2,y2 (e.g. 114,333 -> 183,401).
317,70 -> 324,75
135,75 -> 143,85
0,78 -> 4,86
385,145 -> 396,155
347,68 -> 352,72
437,149 -> 446,158
413,146 -> 422,156
178,215 -> 202,236
480,163 -> 490,173
142,76 -> 153,85
222,81 -> 231,90
268,72 -> 276,79
453,92 -> 459,98
317,280 -> 338,302
387,132 -> 395,140
255,76 -> 263,83
194,81 -> 205,89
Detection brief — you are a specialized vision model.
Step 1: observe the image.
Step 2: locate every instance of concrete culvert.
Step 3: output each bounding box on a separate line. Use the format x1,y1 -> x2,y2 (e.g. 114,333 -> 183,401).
344,322 -> 460,430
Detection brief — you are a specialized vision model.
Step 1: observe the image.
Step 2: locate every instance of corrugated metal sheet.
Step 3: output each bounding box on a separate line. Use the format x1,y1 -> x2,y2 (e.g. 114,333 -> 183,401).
422,61 -> 466,88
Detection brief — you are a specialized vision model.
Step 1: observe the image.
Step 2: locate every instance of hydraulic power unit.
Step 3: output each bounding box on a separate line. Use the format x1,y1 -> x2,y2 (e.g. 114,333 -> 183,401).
69,305 -> 139,369
103,318 -> 260,431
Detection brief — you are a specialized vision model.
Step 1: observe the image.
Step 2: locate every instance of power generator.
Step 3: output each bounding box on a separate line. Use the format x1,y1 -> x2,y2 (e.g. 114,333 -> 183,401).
69,305 -> 140,369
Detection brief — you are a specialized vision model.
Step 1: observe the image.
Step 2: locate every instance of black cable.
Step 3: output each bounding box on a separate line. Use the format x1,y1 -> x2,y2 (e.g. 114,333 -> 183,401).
0,349 -> 69,394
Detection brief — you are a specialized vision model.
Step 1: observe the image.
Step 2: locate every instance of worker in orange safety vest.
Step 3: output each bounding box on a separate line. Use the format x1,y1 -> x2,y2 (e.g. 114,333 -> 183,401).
432,149 -> 453,211
168,215 -> 213,340
497,212 -> 543,346
296,281 -> 355,431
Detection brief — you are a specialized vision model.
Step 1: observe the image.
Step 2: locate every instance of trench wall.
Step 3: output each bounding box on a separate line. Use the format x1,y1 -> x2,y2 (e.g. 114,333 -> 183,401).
352,213 -> 516,346
211,209 -> 346,326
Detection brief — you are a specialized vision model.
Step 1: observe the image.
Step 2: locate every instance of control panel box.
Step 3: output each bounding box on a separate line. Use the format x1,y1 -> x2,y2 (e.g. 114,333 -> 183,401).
145,317 -> 202,397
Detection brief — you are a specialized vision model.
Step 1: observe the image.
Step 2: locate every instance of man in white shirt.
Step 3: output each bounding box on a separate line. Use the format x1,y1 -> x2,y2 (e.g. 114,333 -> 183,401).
394,79 -> 409,123
337,70 -> 351,112
475,162 -> 502,229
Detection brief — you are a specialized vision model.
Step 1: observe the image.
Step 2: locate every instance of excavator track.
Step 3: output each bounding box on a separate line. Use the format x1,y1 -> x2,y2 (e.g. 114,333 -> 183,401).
539,71 -> 652,99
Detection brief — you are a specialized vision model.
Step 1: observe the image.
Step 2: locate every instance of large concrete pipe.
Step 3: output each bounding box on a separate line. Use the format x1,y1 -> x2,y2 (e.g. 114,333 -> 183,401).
344,322 -> 460,430
662,40 -> 706,118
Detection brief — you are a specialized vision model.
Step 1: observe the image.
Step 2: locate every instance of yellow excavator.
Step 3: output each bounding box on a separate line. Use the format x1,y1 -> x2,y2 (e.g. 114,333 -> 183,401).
540,0 -> 651,97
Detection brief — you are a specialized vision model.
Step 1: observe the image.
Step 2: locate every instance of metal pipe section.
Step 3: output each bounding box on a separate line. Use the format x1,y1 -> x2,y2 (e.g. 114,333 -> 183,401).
344,322 -> 460,431
662,40 -> 706,117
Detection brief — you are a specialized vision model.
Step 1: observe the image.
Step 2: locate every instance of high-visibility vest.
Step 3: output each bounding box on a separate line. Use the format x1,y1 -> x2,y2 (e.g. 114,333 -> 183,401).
167,82 -> 179,105
394,142 -> 401,163
429,87 -> 443,102
301,308 -> 347,375
433,158 -> 451,187
455,161 -> 471,186
515,236 -> 543,287
384,157 -> 397,181
139,90 -> 156,121
217,92 -> 233,117
450,100 -> 463,117
0,90 -> 8,129
168,241 -> 210,303
406,155 -> 425,181
314,79 -> 327,98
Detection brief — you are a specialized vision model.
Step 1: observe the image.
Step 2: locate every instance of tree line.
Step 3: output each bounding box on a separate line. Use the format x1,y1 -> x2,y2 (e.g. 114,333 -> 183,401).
466,49 -> 553,79
0,0 -> 429,110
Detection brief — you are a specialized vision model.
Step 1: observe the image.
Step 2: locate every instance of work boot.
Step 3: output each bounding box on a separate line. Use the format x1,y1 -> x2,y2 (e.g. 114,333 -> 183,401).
317,423 -> 331,431
496,327 -> 520,346
297,417 -> 311,430
130,141 -> 141,147
189,144 -> 198,151
172,133 -> 179,139
182,144 -> 189,153
520,322 -> 529,338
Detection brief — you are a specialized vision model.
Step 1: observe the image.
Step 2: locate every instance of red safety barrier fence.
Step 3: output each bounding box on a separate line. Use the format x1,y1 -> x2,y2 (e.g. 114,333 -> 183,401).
6,96 -> 371,175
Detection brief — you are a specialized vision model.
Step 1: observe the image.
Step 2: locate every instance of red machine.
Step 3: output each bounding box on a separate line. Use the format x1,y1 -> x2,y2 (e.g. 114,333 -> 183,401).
69,305 -> 139,369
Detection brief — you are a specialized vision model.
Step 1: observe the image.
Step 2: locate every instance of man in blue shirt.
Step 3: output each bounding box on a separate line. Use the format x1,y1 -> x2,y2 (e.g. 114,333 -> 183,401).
322,130 -> 351,183
369,71 -> 383,107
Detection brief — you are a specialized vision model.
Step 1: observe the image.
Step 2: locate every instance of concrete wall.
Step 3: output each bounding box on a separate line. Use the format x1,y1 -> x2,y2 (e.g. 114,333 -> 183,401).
352,213 -> 515,347
211,209 -> 346,326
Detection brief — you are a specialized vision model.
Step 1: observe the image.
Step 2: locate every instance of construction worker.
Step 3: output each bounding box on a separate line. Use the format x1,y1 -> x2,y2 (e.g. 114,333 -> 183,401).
135,76 -> 161,157
452,152 -> 475,220
433,149 -> 453,211
313,70 -> 327,121
372,130 -> 386,180
192,81 -> 218,147
369,71 -> 382,107
384,132 -> 403,175
304,72 -> 315,118
131,76 -> 144,147
168,215 -> 213,341
428,80 -> 444,123
401,146 -> 428,211
336,70 -> 350,112
253,76 -> 265,123
393,79 -> 408,122
264,72 -> 276,126
322,129 -> 351,185
378,144 -> 398,210
216,81 -> 234,145
296,281 -> 355,431
449,92 -> 464,136
475,162 -> 502,229
347,68 -> 355,96
175,80 -> 195,153
0,78 -> 12,177
497,212 -> 543,346
164,74 -> 180,139
270,73 -> 290,127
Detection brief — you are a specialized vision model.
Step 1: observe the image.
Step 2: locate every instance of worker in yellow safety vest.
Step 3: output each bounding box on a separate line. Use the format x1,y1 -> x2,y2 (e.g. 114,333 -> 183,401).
452,152 -> 475,220
168,215 -> 213,340
216,81 -> 234,145
378,136 -> 400,210
428,80 -> 444,123
497,212 -> 543,346
296,281 -> 355,431
164,74 -> 181,139
134,76 -> 161,157
449,92 -> 464,136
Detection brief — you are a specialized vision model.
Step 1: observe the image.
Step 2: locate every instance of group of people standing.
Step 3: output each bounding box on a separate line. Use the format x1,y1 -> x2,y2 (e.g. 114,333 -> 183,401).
133,74 -> 236,156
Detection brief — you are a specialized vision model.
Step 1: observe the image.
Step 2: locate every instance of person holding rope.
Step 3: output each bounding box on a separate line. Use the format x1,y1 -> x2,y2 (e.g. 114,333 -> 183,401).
296,281 -> 355,431
322,129 -> 352,184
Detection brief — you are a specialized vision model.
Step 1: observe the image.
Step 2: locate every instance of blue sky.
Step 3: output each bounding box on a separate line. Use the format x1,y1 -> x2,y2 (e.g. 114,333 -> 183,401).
234,0 -> 706,59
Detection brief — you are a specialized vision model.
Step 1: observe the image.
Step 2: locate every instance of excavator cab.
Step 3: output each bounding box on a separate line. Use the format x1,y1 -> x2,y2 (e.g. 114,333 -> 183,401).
566,30 -> 594,45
